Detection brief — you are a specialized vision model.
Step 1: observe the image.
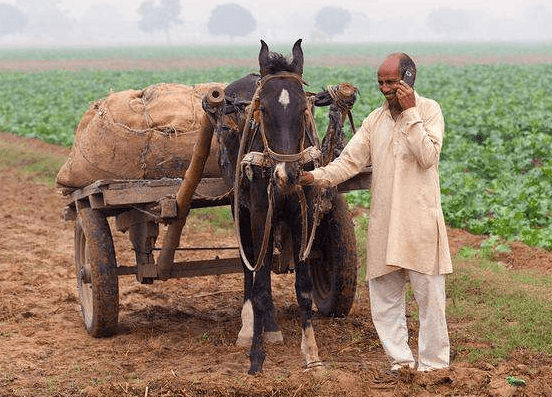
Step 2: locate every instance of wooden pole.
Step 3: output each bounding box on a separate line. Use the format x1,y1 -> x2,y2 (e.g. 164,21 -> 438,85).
156,88 -> 225,280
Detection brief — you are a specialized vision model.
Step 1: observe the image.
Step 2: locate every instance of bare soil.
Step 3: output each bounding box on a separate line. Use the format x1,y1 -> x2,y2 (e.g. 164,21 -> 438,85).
1,53 -> 552,72
1,52 -> 552,395
1,131 -> 551,397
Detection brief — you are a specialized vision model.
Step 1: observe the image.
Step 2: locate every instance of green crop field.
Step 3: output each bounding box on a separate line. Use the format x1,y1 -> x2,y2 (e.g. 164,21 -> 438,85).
0,43 -> 551,251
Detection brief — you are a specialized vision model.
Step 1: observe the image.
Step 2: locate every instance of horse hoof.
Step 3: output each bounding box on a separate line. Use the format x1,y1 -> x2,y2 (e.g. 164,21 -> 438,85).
263,331 -> 283,344
235,335 -> 252,348
248,351 -> 266,375
304,361 -> 325,373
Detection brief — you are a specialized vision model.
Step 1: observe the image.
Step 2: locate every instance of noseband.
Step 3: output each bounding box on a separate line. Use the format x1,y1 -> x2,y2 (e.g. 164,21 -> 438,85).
234,71 -> 322,272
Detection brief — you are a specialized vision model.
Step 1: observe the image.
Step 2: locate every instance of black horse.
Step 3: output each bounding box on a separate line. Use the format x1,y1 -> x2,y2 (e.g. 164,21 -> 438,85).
216,39 -> 323,374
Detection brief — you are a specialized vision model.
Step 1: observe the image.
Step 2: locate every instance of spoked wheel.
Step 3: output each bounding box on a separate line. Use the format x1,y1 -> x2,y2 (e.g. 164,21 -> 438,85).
311,193 -> 358,317
74,207 -> 119,337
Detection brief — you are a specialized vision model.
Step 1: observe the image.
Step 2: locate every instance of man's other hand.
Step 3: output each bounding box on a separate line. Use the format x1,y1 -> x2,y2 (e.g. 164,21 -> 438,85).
298,171 -> 315,186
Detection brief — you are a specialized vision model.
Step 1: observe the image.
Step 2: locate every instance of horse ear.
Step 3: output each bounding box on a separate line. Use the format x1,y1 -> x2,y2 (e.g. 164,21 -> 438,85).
259,39 -> 270,76
291,39 -> 304,76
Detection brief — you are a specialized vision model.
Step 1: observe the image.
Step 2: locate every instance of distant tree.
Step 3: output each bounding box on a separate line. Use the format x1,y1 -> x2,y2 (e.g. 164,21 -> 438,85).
0,3 -> 28,37
138,0 -> 182,42
426,8 -> 474,40
208,3 -> 256,39
315,6 -> 351,40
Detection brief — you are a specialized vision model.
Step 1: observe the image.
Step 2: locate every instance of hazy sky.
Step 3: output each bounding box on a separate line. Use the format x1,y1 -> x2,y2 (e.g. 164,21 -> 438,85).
49,0 -> 547,21
4,0 -> 550,44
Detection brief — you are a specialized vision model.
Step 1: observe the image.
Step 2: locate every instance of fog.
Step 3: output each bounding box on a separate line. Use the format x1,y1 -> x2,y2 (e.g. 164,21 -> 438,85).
1,0 -> 551,46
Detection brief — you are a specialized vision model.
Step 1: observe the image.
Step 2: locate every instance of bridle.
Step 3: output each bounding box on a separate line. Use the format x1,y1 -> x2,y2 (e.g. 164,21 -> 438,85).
240,71 -> 321,169
233,71 -> 323,272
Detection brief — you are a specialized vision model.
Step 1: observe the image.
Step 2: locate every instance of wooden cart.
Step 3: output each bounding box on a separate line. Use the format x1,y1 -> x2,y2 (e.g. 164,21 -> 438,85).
61,86 -> 371,338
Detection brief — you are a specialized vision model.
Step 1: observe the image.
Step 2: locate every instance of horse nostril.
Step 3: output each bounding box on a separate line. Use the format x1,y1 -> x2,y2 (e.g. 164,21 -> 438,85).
287,169 -> 297,186
287,163 -> 300,186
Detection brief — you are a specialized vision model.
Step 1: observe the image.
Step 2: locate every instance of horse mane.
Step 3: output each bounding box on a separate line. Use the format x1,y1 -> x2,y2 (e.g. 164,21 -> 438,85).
260,51 -> 296,75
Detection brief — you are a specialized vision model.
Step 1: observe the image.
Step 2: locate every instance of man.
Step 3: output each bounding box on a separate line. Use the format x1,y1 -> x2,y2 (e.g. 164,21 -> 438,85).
300,53 -> 453,372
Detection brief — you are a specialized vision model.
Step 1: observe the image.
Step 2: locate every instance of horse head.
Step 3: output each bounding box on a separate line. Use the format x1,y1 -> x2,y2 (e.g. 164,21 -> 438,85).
252,39 -> 312,194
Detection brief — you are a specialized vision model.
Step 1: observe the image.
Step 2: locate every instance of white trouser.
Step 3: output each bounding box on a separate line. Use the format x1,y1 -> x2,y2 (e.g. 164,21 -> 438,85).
368,269 -> 450,371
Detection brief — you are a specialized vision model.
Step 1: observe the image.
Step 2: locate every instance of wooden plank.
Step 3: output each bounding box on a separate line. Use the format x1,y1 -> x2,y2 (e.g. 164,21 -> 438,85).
64,179 -> 106,206
117,266 -> 137,276
195,178 -> 231,197
102,184 -> 180,206
115,257 -> 243,279
107,179 -> 181,191
64,178 -> 230,210
169,257 -> 243,278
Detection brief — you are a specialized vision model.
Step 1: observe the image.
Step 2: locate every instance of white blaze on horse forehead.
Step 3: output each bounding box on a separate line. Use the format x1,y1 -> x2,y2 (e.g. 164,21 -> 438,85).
278,89 -> 290,108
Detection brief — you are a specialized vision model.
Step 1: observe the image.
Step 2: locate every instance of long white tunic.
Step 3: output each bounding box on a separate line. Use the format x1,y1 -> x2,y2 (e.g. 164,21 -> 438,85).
312,93 -> 453,279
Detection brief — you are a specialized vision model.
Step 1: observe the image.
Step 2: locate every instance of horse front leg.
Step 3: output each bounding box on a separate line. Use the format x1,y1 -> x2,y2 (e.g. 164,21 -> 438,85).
246,185 -> 278,374
296,259 -> 323,370
236,267 -> 254,347
292,189 -> 323,370
235,206 -> 282,349
235,205 -> 255,347
237,271 -> 282,347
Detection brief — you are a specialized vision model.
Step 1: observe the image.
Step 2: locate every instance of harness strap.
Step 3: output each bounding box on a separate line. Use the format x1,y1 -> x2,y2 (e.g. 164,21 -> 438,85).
296,185 -> 308,260
233,71 -> 318,273
253,182 -> 275,273
241,146 -> 321,168
299,187 -> 324,262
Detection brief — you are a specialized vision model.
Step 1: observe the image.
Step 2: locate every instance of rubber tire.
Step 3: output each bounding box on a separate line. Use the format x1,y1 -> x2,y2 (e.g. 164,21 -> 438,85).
74,207 -> 119,337
311,193 -> 358,317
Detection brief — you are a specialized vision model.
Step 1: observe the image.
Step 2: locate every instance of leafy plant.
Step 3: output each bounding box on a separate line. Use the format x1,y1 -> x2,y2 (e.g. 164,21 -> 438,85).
1,45 -> 551,250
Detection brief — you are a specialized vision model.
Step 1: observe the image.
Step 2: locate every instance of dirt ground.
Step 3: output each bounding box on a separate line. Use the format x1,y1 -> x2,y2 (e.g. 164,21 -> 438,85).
1,132 -> 552,397
1,53 -> 552,72
1,53 -> 552,396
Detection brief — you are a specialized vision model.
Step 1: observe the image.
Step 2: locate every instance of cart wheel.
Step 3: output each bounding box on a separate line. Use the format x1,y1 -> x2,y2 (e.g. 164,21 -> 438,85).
311,194 -> 358,317
74,207 -> 119,337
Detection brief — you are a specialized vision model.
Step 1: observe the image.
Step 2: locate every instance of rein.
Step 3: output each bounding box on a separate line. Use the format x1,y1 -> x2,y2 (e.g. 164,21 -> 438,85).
233,71 -> 322,272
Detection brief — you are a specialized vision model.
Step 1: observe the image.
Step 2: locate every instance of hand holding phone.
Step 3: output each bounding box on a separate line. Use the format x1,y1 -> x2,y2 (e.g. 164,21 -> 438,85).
396,80 -> 416,111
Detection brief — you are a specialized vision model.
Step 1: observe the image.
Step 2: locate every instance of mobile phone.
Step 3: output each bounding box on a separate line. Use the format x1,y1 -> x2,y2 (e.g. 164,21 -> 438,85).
402,68 -> 415,87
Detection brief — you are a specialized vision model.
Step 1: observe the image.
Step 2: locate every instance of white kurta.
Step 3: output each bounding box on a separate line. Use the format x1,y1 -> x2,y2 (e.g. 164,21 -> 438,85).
311,92 -> 453,280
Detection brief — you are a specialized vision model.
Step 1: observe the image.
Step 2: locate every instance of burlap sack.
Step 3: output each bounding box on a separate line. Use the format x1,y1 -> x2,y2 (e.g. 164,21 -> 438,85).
56,82 -> 225,189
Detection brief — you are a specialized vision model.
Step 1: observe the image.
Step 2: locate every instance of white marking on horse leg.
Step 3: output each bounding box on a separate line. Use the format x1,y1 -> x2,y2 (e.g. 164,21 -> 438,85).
278,88 -> 290,108
236,299 -> 253,347
301,324 -> 322,369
